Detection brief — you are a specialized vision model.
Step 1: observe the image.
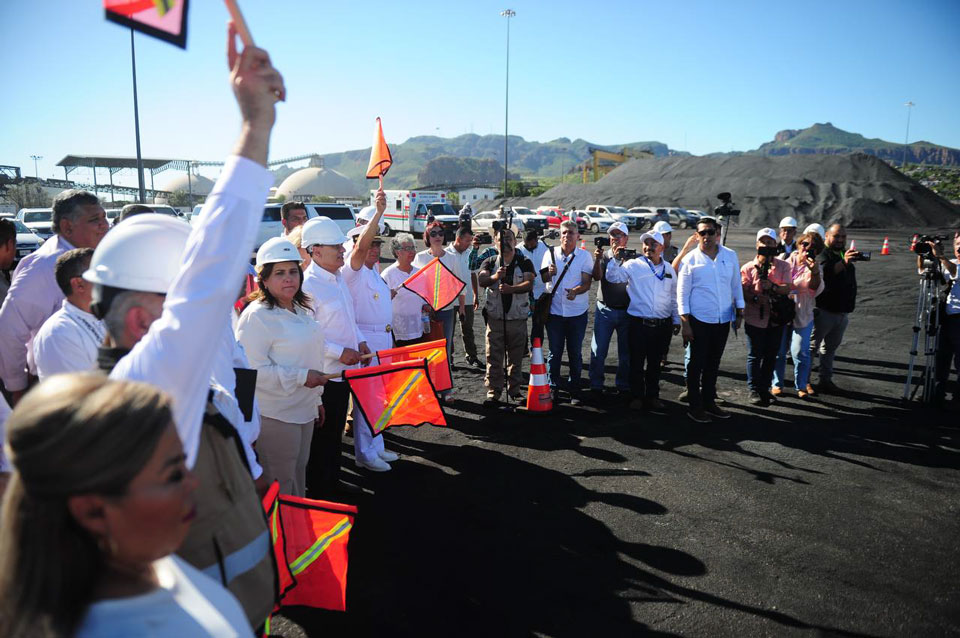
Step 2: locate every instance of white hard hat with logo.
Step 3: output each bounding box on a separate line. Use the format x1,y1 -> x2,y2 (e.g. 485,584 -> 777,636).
301,216 -> 348,247
779,216 -> 798,228
84,213 -> 190,294
256,237 -> 300,272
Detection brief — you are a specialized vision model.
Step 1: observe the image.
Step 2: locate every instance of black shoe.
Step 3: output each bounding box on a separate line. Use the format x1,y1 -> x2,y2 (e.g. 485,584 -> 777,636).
748,391 -> 767,406
704,402 -> 731,419
467,355 -> 483,368
817,380 -> 842,395
645,398 -> 667,415
687,408 -> 712,423
569,394 -> 583,407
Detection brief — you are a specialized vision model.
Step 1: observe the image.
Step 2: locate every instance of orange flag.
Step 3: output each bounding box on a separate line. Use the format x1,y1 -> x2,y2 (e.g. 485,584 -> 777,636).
344,359 -> 447,436
365,117 -> 393,181
377,339 -> 452,392
104,0 -> 189,48
402,256 -> 466,312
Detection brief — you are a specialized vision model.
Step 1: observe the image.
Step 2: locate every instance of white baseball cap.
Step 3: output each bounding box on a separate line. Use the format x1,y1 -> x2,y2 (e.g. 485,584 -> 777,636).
639,231 -> 664,246
653,221 -> 673,234
779,216 -> 798,228
803,223 -> 826,240
756,228 -> 778,243
608,221 -> 629,236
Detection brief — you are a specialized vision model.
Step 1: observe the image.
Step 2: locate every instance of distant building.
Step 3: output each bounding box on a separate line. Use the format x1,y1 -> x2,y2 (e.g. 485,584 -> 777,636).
457,187 -> 498,203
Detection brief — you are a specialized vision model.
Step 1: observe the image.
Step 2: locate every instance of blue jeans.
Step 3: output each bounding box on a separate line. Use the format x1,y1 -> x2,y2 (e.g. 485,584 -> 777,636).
772,321 -> 815,391
745,323 -> 785,393
546,311 -> 588,391
589,302 -> 631,390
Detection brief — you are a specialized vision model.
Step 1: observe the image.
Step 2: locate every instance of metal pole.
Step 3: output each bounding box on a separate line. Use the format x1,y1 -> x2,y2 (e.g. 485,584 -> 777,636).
131,29 -> 146,203
30,155 -> 42,179
902,101 -> 914,170
187,161 -> 194,208
92,159 -> 98,197
501,9 -> 515,199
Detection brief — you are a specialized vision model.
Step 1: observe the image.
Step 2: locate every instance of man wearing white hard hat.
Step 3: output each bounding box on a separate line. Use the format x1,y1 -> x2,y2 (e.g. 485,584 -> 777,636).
779,217 -> 799,256
588,221 -> 632,399
82,29 -> 284,627
605,230 -> 680,413
236,238 -> 327,496
653,221 -> 678,264
740,228 -> 791,406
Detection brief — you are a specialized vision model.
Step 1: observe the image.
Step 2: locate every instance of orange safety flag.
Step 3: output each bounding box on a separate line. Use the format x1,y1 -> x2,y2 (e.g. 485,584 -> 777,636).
401,256 -> 466,312
365,117 -> 393,180
344,359 -> 447,436
104,0 -> 189,48
261,481 -> 358,612
376,338 -> 452,392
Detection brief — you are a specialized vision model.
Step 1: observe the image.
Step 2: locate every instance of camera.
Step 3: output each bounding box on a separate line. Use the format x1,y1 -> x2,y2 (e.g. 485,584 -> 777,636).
850,251 -> 871,262
912,234 -> 948,256
714,192 -> 741,217
594,236 -> 611,248
757,246 -> 780,257
491,219 -> 507,233
476,231 -> 493,245
619,248 -> 637,261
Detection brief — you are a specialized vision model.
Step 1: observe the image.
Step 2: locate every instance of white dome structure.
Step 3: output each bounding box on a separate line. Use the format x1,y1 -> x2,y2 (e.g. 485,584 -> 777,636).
276,167 -> 360,200
158,172 -> 215,196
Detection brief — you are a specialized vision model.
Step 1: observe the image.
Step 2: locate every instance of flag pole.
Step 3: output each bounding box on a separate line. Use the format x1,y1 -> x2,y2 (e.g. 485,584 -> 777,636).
130,29 -> 146,204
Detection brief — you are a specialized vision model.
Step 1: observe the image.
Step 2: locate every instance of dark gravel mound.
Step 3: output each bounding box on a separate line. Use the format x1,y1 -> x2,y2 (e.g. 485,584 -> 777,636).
496,153 -> 959,228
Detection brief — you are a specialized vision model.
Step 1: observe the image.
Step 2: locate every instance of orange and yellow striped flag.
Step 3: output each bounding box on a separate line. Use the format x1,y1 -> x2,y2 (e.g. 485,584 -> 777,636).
377,339 -> 452,392
401,256 -> 466,312
344,359 -> 447,436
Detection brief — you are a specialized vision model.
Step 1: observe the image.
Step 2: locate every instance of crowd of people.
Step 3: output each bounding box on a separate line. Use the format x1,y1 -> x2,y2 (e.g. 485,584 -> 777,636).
0,24 -> 958,638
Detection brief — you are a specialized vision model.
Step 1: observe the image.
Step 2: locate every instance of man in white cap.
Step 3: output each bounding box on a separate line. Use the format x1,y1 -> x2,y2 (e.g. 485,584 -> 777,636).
604,230 -> 680,413
677,217 -> 744,422
588,221 -> 632,399
740,228 -> 792,405
82,26 -> 283,627
654,221 -> 678,264
779,217 -> 799,256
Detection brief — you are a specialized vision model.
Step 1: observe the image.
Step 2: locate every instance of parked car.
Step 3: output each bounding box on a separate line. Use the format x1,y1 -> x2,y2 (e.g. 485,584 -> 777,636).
509,207 -> 550,234
664,208 -> 700,229
582,210 -> 614,234
16,208 -> 54,239
255,202 -> 356,257
415,201 -> 459,240
585,205 -> 642,230
629,207 -> 669,229
12,219 -> 44,269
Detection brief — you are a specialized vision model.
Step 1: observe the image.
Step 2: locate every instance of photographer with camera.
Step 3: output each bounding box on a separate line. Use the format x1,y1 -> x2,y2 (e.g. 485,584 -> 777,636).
921,232 -> 960,410
477,224 -> 535,405
604,230 -> 680,414
811,224 -> 859,394
740,229 -> 792,406
587,222 -> 632,400
518,228 -> 549,305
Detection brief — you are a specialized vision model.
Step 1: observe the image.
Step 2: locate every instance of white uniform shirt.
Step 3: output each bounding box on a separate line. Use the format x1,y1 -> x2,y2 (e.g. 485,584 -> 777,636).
76,555 -> 252,638
109,155 -> 271,469
541,246 -> 594,317
677,245 -> 746,323
444,244 -> 475,305
0,234 -> 75,391
33,299 -> 106,380
381,262 -> 425,341
342,262 -> 393,339
412,249 -> 465,311
236,300 -> 325,424
302,260 -> 364,382
519,241 -> 549,300
605,256 -> 679,323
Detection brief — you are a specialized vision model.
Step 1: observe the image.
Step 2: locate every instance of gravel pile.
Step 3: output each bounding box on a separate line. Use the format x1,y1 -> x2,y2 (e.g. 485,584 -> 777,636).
489,152 -> 959,228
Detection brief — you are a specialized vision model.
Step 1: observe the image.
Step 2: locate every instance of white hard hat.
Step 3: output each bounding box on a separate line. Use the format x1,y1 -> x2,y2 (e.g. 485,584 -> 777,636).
302,216 -> 348,247
256,237 -> 300,272
756,228 -> 778,242
356,205 -> 386,234
779,216 -> 798,228
653,221 -> 673,234
803,223 -> 826,240
84,213 -> 190,294
608,221 -> 629,236
639,231 -> 664,246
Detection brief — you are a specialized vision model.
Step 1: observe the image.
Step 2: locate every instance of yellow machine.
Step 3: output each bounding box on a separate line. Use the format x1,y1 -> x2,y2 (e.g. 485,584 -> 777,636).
581,147 -> 653,183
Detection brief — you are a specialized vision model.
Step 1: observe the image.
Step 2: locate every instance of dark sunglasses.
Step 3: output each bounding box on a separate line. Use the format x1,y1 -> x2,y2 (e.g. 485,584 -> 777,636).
429,230 -> 445,238
697,229 -> 717,236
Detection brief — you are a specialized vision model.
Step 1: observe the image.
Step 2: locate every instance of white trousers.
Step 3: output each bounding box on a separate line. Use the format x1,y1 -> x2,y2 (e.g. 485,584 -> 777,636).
354,331 -> 392,463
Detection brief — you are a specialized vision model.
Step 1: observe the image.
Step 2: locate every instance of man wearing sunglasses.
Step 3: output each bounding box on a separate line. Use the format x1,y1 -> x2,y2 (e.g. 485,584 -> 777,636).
677,217 -> 745,423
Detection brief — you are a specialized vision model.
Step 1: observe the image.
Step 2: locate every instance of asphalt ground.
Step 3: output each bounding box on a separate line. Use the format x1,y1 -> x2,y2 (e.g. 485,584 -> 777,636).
274,227 -> 960,638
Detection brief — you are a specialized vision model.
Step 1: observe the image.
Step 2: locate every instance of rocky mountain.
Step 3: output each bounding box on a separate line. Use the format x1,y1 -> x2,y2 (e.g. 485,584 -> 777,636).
754,122 -> 960,166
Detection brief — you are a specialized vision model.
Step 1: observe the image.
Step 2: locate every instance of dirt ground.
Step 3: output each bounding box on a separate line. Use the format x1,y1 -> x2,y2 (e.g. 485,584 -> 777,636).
274,226 -> 960,637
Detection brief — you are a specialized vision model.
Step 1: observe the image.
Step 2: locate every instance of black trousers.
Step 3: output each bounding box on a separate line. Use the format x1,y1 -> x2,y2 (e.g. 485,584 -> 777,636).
628,318 -> 673,400
306,379 -> 348,497
686,317 -> 730,409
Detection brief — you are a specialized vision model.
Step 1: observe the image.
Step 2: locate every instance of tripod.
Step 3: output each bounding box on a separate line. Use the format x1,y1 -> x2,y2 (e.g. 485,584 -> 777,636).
903,264 -> 944,403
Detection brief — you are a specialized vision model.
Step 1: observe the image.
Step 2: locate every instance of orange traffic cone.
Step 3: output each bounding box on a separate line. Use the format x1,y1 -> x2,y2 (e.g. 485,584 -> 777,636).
520,338 -> 552,414
880,237 -> 890,255
580,239 -> 586,250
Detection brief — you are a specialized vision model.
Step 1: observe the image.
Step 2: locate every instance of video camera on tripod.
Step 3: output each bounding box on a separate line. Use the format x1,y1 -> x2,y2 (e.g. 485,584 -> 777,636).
903,234 -> 951,404
712,192 -> 741,245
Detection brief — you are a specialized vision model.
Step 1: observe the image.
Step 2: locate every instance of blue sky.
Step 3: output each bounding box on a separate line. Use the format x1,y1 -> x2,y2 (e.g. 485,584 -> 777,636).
1,0 -> 958,186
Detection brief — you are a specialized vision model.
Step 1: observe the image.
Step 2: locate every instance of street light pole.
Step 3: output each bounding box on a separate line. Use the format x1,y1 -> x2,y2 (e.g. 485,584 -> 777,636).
500,9 -> 515,199
29,155 -> 42,179
902,101 -> 914,171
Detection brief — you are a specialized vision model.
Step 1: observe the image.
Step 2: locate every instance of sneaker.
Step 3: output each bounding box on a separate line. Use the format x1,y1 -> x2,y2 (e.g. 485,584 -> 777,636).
379,450 -> 400,462
704,402 -> 731,419
508,391 -> 525,402
687,408 -> 712,423
678,389 -> 689,403
645,398 -> 667,414
467,355 -> 483,368
356,456 -> 391,472
748,391 -> 767,406
569,394 -> 583,407
770,386 -> 782,396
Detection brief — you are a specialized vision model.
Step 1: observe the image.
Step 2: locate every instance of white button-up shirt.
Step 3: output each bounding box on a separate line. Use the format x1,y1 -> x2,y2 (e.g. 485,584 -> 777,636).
342,262 -> 393,339
381,262 -> 425,341
605,256 -> 679,323
444,244 -> 475,305
0,234 -> 75,391
519,241 -> 549,300
677,245 -> 746,323
541,246 -> 594,317
302,260 -> 364,382
236,300 -> 325,424
33,299 -> 106,380
109,155 -> 271,469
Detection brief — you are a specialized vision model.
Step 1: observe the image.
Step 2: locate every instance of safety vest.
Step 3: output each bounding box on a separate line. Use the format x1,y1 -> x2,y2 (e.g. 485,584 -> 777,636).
98,348 -> 278,628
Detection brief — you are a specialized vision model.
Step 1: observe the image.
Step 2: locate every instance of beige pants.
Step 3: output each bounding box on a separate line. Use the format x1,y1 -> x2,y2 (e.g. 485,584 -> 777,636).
485,318 -> 528,396
258,416 -> 314,497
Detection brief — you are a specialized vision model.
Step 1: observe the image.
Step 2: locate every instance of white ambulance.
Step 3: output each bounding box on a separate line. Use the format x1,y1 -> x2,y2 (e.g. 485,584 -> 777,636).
371,190 -> 458,236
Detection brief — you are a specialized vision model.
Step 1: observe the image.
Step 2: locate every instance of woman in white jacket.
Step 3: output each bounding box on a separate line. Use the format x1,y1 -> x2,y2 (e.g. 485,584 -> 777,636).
236,238 -> 327,496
